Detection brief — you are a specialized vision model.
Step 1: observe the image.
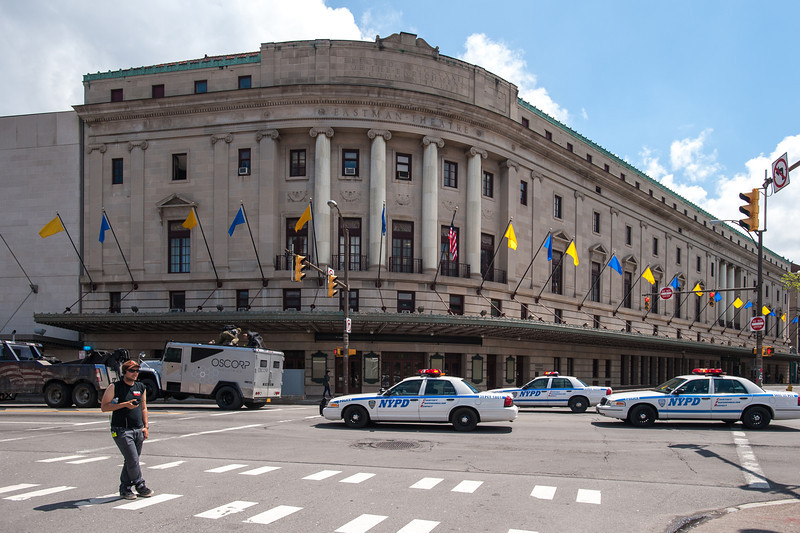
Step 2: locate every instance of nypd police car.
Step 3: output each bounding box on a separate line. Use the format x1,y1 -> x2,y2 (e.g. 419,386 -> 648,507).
490,372 -> 611,412
596,368 -> 800,429
321,369 -> 518,431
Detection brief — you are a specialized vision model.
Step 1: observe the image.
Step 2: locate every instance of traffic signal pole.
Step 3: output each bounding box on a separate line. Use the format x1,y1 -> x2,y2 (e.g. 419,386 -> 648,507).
756,227 -> 764,386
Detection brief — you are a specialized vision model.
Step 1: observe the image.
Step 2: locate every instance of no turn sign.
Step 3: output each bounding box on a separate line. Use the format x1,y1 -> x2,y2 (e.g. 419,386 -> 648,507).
772,153 -> 790,194
750,316 -> 766,332
659,286 -> 674,300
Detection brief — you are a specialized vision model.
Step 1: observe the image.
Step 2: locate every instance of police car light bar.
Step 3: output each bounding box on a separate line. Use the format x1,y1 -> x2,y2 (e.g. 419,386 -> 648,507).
692,368 -> 724,376
418,369 -> 444,377
544,371 -> 559,376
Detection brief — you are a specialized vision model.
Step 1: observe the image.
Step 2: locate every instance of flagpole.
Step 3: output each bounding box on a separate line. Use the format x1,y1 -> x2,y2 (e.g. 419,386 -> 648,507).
512,232 -> 550,299
666,282 -> 691,325
310,198 -> 322,288
536,247 -> 566,302
376,202 -> 386,311
578,253 -> 612,310
193,208 -> 221,288
102,209 -> 137,290
57,213 -> 95,291
240,203 -> 266,287
613,266 -> 646,316
709,299 -> 736,332
478,218 -> 512,294
688,293 -> 712,330
0,232 -> 38,293
431,206 -> 457,290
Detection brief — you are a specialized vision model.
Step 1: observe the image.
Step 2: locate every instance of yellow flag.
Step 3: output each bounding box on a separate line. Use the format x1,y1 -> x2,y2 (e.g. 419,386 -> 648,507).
762,306 -> 771,316
565,240 -> 579,266
642,267 -> 655,285
295,204 -> 311,233
504,222 -> 517,250
39,216 -> 65,238
692,283 -> 703,296
733,297 -> 743,309
781,313 -> 786,322
182,209 -> 198,229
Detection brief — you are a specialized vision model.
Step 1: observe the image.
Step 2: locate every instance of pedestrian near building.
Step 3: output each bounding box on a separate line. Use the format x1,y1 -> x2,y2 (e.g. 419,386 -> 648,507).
100,360 -> 154,500
323,369 -> 332,398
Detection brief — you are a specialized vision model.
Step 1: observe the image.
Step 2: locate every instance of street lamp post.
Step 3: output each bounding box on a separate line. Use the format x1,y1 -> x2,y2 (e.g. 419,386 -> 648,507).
327,200 -> 349,395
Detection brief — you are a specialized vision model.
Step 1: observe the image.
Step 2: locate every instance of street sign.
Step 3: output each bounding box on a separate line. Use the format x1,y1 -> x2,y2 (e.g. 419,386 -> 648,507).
659,286 -> 674,300
750,316 -> 766,332
346,317 -> 351,334
772,153 -> 790,193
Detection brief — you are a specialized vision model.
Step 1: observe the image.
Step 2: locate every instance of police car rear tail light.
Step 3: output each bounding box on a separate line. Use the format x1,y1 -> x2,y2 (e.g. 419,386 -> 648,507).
504,395 -> 514,407
418,369 -> 444,377
692,368 -> 724,376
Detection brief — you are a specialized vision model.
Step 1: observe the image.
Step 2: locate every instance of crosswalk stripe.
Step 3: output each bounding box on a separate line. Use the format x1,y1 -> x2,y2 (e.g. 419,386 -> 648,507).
240,466 -> 281,476
531,485 -> 556,500
115,493 -> 182,510
397,519 -> 440,533
339,473 -> 375,484
508,529 -> 539,533
149,461 -> 185,470
205,464 -> 248,473
335,513 -> 388,533
75,494 -> 120,507
37,455 -> 85,463
195,500 -> 258,519
576,489 -> 601,504
244,505 -> 303,524
451,480 -> 482,493
303,469 -> 341,481
0,483 -> 38,494
67,456 -> 110,464
410,477 -> 443,490
4,486 -> 75,501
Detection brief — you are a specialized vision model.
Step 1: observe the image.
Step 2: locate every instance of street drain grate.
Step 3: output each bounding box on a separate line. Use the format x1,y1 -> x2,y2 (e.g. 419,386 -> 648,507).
360,440 -> 420,450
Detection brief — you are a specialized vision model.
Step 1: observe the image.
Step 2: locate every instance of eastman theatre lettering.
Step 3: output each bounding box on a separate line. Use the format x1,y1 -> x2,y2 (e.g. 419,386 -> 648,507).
317,107 -> 475,135
339,57 -> 469,97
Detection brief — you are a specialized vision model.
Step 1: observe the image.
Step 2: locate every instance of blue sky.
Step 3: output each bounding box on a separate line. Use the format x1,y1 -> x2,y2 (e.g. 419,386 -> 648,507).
2,0 -> 798,261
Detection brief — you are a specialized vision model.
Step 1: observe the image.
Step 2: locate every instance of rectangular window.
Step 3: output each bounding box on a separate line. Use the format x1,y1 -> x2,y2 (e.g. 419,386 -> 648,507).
397,291 -> 415,313
554,309 -> 563,324
238,75 -> 252,89
238,148 -> 251,175
653,237 -> 659,256
553,194 -> 562,219
567,143 -> 573,152
586,154 -> 592,163
289,149 -> 306,177
168,221 -> 190,273
480,233 -> 494,281
194,80 -> 207,94
711,263 -> 715,277
286,217 -> 308,258
604,164 -> 610,172
625,225 -> 632,246
592,211 -> 600,234
521,117 -> 529,128
342,149 -> 359,176
112,158 -> 124,185
545,130 -> 552,141
396,153 -> 411,180
110,88 -> 123,102
482,171 -> 494,198
449,294 -> 464,316
283,289 -> 301,311
491,299 -> 502,318
591,261 -> 601,302
335,218 -> 362,272
593,315 -> 601,329
623,271 -> 632,308
520,180 -> 528,206
391,221 -> 414,273
551,251 -> 563,295
169,291 -> 186,312
441,225 -> 459,276
109,292 -> 121,313
443,161 -> 458,188
340,289 -> 359,312
676,247 -> 682,265
172,153 -> 187,181
236,290 -> 249,311
152,84 -> 165,99
697,256 -> 702,272
521,303 -> 529,319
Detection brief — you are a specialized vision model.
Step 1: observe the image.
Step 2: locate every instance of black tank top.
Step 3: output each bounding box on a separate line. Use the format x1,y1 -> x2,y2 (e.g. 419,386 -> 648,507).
110,381 -> 145,429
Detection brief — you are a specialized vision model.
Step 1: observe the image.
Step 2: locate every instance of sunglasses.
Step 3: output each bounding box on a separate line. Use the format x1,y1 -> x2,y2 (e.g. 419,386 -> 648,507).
126,369 -> 140,373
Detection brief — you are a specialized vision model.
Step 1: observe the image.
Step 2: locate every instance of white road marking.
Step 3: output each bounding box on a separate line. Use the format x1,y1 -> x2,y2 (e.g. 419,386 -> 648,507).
576,489 -> 601,504
339,472 -> 376,484
115,493 -> 182,509
149,461 -> 185,470
397,519 -> 440,533
210,411 -> 244,416
304,415 -> 321,419
195,500 -> 258,519
530,485 -> 556,500
733,431 -> 770,489
0,437 -> 35,443
508,529 -> 539,533
37,455 -> 86,463
66,456 -> 110,464
240,465 -> 281,476
0,483 -> 38,494
205,464 -> 248,473
335,513 -> 388,533
243,505 -> 302,524
410,477 -> 443,490
4,486 -> 75,501
72,421 -> 107,426
451,480 -> 483,493
303,469 -> 342,481
74,494 -> 120,507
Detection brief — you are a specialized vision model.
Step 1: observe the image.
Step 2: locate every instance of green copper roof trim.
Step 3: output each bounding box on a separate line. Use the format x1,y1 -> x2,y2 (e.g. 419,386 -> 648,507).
83,53 -> 261,82
518,98 -> 788,264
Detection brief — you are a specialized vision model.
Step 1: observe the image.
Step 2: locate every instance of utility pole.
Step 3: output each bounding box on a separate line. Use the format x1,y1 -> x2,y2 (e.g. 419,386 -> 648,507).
328,200 -> 350,395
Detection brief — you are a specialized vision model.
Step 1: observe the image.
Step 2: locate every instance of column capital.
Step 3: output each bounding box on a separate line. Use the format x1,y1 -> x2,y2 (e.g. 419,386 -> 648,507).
310,127 -> 334,139
367,129 -> 392,141
86,143 -> 107,154
256,129 -> 280,142
466,146 -> 487,159
574,191 -> 584,201
501,159 -> 519,171
210,133 -> 233,145
422,136 -> 444,148
531,170 -> 545,182
127,140 -> 148,152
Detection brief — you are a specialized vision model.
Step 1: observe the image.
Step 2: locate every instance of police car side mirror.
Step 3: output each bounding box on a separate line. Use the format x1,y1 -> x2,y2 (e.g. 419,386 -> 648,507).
378,388 -> 386,394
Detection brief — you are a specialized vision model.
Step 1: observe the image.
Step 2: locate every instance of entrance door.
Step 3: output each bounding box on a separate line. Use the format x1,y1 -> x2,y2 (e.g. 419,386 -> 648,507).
380,352 -> 425,387
487,354 -> 497,389
334,353 -> 362,394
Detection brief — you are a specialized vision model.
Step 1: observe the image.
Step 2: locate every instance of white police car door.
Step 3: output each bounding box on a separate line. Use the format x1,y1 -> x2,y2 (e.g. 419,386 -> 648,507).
374,378 -> 423,421
515,376 -> 550,407
663,378 -> 712,420
547,377 -> 574,407
709,378 -> 753,420
418,378 -> 458,421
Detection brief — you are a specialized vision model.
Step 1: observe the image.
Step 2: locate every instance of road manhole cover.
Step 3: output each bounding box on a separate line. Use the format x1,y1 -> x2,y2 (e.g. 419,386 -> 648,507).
354,440 -> 421,450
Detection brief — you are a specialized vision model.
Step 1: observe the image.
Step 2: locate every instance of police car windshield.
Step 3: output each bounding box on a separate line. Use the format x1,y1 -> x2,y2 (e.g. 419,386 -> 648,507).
653,377 -> 686,393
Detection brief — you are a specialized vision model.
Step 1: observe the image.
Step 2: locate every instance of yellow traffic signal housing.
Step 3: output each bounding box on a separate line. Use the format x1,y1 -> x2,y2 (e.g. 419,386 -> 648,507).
708,292 -> 715,307
293,254 -> 307,282
327,272 -> 338,298
644,296 -> 650,311
763,346 -> 774,356
738,188 -> 760,231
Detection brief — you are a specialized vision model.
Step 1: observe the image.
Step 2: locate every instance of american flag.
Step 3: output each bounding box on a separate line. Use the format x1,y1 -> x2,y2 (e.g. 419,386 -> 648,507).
448,223 -> 457,261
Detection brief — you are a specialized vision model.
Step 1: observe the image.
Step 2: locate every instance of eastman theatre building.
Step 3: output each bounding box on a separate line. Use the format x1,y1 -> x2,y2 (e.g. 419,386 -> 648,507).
35,33 -> 797,395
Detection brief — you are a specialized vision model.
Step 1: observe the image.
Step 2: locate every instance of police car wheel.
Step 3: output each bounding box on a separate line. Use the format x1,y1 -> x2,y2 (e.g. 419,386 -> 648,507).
629,405 -> 656,427
568,396 -> 588,413
343,406 -> 369,428
451,408 -> 478,431
741,406 -> 771,430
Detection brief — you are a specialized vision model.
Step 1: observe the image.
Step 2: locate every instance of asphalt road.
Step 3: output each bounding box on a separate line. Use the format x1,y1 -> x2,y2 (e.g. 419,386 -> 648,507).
1,399 -> 798,533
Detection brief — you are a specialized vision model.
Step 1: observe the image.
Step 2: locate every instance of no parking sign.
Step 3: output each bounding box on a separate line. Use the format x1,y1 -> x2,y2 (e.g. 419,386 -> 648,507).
772,153 -> 790,194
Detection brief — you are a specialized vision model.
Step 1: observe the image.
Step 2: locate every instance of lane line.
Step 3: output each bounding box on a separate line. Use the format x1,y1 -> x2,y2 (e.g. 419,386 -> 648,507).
66,456 -> 110,464
303,470 -> 341,481
0,483 -> 39,494
335,513 -> 388,533
115,493 -> 182,509
195,500 -> 258,519
244,505 -> 303,524
5,486 -> 75,501
240,466 -> 281,476
733,431 -> 770,489
37,455 -> 86,463
81,423 -> 263,451
339,473 -> 375,484
205,464 -> 248,473
149,461 -> 186,470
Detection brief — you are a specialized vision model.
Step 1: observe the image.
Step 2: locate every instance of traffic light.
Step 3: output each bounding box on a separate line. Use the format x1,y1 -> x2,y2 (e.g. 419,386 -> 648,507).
763,346 -> 774,356
327,272 -> 338,298
708,292 -> 715,308
293,254 -> 307,282
644,296 -> 650,311
738,188 -> 760,231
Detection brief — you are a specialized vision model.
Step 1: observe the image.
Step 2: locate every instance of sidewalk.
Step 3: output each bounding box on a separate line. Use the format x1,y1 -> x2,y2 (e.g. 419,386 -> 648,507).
671,499 -> 800,532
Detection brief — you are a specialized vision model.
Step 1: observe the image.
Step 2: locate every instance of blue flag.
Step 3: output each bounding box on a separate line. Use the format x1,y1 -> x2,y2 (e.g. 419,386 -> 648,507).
670,276 -> 680,290
793,316 -> 798,324
543,234 -> 553,261
714,291 -> 722,302
99,213 -> 111,243
743,301 -> 753,309
228,206 -> 246,236
381,204 -> 386,236
608,254 -> 622,275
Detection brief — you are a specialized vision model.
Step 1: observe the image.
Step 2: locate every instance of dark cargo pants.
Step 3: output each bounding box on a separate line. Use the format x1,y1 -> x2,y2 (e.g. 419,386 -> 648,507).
111,427 -> 145,492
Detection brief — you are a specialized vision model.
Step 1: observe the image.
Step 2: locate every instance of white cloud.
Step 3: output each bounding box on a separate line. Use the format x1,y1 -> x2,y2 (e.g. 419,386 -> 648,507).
459,33 -> 569,123
669,129 -> 721,183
